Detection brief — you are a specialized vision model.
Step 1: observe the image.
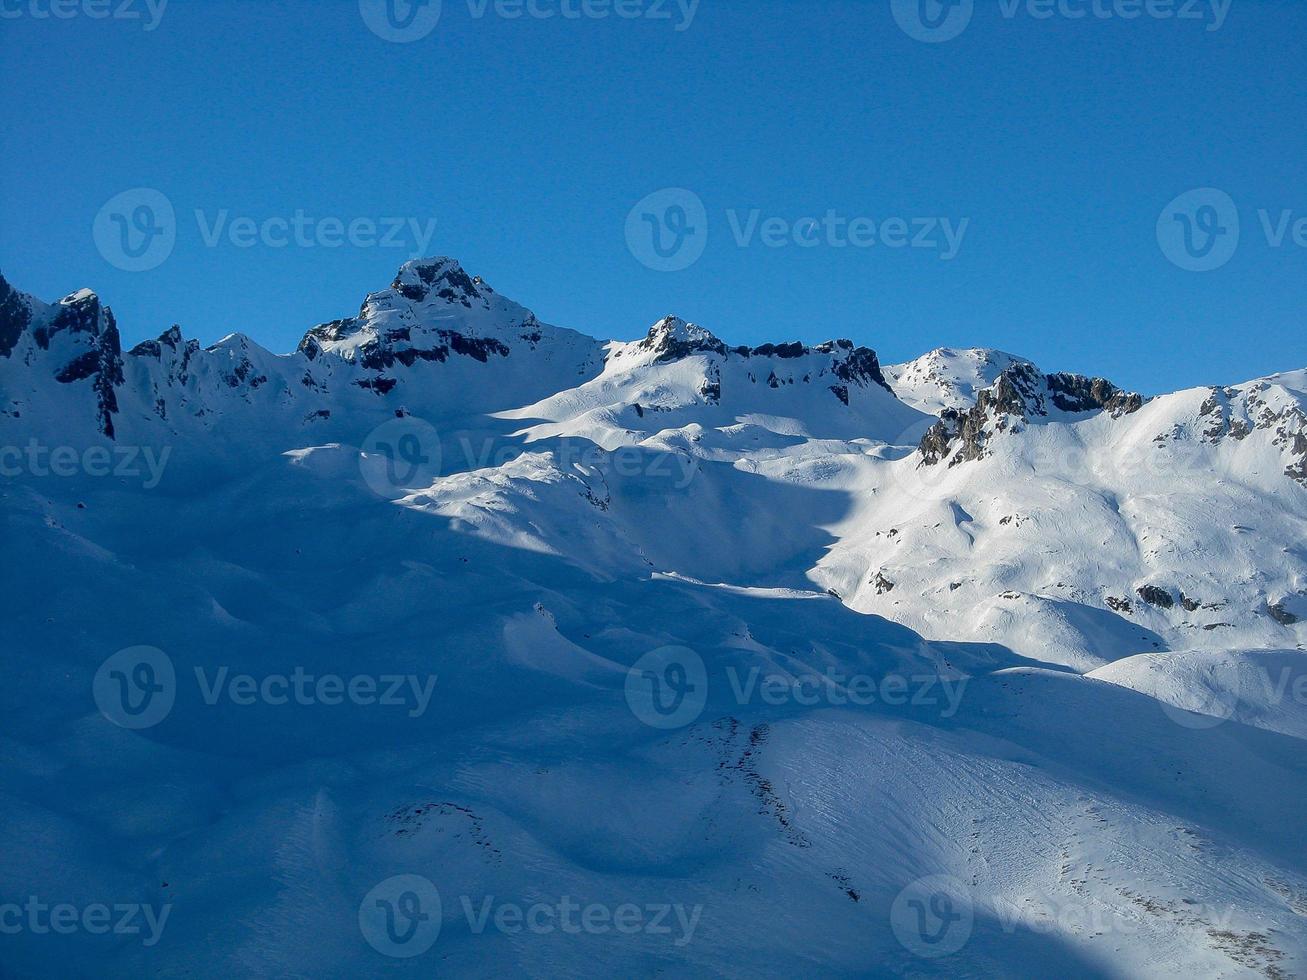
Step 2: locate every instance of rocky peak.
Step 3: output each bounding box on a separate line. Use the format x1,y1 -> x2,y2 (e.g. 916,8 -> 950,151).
25,288 -> 125,438
0,271 -> 46,359
389,257 -> 491,308
128,325 -> 189,360
295,258 -> 593,397
638,316 -> 728,362
920,362 -> 1144,466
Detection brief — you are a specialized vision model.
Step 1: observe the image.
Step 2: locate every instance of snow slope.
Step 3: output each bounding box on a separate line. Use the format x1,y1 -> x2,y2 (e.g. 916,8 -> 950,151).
1,259 -> 1305,977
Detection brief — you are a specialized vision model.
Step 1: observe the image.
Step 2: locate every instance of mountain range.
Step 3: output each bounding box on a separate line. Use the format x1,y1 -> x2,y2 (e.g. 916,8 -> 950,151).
2,258 -> 1305,977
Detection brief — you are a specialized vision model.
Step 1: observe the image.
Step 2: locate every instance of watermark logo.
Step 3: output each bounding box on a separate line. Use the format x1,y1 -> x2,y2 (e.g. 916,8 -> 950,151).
991,892 -> 1236,936
625,188 -> 708,273
1,440 -> 171,489
0,897 -> 171,946
890,874 -> 974,958
94,188 -> 440,272
0,0 -> 168,30
361,0 -> 697,38
459,895 -> 702,945
360,416 -> 444,497
358,876 -> 702,956
94,645 -> 176,730
453,437 -> 698,490
359,875 -> 442,958
93,188 -> 175,272
893,0 -> 1231,42
93,648 -> 439,730
891,0 -> 973,43
358,0 -> 442,42
726,668 -> 968,716
1159,658 -> 1242,729
1158,190 -> 1307,271
1157,188 -> 1240,272
625,645 -> 708,729
625,190 -> 969,272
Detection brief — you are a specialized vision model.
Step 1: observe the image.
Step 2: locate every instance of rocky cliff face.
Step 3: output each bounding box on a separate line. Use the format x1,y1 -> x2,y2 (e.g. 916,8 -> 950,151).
0,279 -> 125,438
919,361 -> 1145,466
629,315 -> 894,408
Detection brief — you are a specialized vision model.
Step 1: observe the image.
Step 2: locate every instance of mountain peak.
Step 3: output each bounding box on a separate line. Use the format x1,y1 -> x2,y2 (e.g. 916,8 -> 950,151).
919,362 -> 1145,466
637,316 -> 727,362
59,288 -> 99,307
389,256 -> 491,308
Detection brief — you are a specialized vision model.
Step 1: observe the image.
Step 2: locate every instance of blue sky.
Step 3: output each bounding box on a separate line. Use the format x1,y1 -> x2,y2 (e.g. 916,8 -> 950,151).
2,0 -> 1303,393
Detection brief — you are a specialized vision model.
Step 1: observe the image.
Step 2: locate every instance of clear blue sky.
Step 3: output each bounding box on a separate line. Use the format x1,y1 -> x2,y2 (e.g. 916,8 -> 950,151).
2,0 -> 1303,393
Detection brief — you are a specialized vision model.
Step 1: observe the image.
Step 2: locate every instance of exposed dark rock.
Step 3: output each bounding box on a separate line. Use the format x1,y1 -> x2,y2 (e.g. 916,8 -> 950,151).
390,258 -> 488,309
1136,585 -> 1174,609
639,316 -> 728,362
0,272 -> 34,358
830,345 -> 894,394
128,325 -> 184,360
448,334 -> 509,362
699,363 -> 721,404
751,342 -> 806,359
919,363 -> 1144,466
356,377 -> 397,395
393,346 -> 449,367
37,293 -> 124,438
1046,373 -> 1144,416
1267,602 -> 1300,626
1106,596 -> 1133,614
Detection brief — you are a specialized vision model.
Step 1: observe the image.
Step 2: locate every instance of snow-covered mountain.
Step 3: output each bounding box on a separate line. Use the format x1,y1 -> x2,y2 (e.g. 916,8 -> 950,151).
2,259 -> 1305,978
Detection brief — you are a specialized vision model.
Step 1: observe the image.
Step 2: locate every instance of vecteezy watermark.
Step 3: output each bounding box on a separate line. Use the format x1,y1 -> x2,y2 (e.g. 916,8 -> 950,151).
890,0 -> 974,43
359,875 -> 703,958
0,0 -> 167,30
455,437 -> 699,489
0,440 -> 171,489
93,189 -> 176,273
93,188 -> 439,272
359,0 -> 698,42
94,646 -> 439,729
359,875 -> 443,958
359,417 -> 444,498
359,417 -> 700,498
1156,188 -> 1240,272
725,667 -> 969,717
1158,659 -> 1307,730
726,210 -> 969,259
990,892 -> 1237,936
93,646 -> 177,730
623,645 -> 969,729
625,188 -> 970,272
358,0 -> 443,42
890,875 -> 974,959
625,646 -> 709,729
0,897 -> 172,947
891,0 -> 1231,43
625,188 -> 709,273
1158,188 -> 1307,272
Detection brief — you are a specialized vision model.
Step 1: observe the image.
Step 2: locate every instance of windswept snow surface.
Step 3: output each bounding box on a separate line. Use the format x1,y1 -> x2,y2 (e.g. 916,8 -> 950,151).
1,260 -> 1305,978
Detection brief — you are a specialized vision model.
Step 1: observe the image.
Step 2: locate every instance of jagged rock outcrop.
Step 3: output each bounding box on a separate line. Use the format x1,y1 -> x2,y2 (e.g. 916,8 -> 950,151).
0,272 -> 39,359
299,258 -> 544,388
631,317 -> 894,405
919,362 -> 1145,466
33,290 -> 125,438
1192,380 -> 1307,486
